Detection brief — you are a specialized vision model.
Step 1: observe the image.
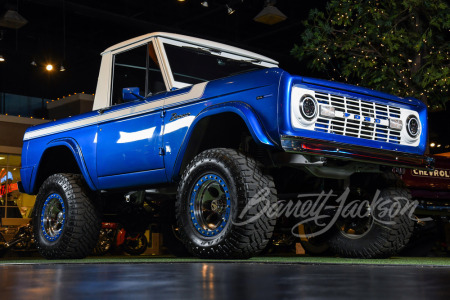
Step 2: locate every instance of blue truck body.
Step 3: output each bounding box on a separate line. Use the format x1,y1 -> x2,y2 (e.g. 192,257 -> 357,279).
19,32 -> 434,260
21,66 -> 430,194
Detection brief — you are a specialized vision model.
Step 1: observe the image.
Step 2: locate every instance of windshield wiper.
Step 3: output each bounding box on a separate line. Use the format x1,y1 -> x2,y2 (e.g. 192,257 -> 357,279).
223,57 -> 262,65
182,46 -> 222,55
238,59 -> 262,64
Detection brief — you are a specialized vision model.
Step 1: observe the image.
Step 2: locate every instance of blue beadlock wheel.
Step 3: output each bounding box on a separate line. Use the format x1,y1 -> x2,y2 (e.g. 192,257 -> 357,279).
41,193 -> 66,242
176,148 -> 277,258
34,173 -> 101,259
190,174 -> 231,237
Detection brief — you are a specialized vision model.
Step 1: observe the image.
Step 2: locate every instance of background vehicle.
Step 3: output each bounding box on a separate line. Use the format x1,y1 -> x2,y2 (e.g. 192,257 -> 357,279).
93,222 -> 148,256
0,222 -> 35,258
402,154 -> 450,213
399,152 -> 450,256
19,32 -> 432,259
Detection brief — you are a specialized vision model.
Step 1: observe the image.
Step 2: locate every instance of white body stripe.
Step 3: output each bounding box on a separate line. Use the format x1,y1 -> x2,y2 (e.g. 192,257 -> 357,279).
23,82 -> 207,141
23,115 -> 99,141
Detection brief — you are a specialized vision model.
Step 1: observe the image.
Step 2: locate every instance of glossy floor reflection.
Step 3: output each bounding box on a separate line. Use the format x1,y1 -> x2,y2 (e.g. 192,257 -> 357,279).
1,262 -> 449,299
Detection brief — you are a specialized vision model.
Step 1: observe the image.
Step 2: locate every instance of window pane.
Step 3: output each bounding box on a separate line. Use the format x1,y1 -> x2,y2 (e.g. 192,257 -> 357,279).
164,44 -> 265,85
0,155 -> 34,223
1,166 -> 22,219
1,93 -> 47,118
112,45 -> 147,106
148,42 -> 166,95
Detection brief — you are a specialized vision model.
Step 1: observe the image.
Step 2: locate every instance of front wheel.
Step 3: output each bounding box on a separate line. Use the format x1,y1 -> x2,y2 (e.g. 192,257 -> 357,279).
176,148 -> 277,259
33,173 -> 101,259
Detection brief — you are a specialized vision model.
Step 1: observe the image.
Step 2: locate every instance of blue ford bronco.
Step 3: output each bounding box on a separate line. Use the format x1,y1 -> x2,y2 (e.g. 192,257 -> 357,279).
19,32 -> 433,259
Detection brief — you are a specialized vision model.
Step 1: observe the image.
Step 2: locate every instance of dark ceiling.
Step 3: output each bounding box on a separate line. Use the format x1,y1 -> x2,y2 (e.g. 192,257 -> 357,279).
0,0 -> 327,100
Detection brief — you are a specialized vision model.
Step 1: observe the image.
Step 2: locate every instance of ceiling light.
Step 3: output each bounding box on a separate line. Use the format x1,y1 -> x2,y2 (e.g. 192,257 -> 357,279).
0,55 -> 5,62
0,10 -> 28,29
60,65 -> 66,72
201,1 -> 209,7
227,5 -> 235,15
46,64 -> 53,71
254,1 -> 287,25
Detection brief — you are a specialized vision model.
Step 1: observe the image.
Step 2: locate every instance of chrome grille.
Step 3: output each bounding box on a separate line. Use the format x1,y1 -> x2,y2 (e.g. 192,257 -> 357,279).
314,92 -> 401,144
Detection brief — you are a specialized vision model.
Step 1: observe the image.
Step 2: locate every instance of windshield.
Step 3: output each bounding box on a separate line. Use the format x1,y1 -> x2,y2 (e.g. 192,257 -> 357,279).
163,43 -> 267,86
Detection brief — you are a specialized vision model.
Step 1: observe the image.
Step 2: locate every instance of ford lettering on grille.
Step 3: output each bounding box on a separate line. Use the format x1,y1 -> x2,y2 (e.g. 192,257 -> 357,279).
341,112 -> 385,125
314,91 -> 401,144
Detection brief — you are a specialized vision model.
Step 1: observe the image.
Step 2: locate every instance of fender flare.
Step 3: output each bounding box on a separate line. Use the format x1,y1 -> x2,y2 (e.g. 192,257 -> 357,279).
31,138 -> 97,192
171,101 -> 277,180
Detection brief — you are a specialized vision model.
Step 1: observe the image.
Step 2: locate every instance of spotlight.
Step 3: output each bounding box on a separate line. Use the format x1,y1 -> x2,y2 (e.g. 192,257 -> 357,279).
227,4 -> 235,15
60,65 -> 66,72
254,1 -> 287,25
0,55 -> 5,62
201,1 -> 209,7
0,10 -> 28,29
46,64 -> 53,71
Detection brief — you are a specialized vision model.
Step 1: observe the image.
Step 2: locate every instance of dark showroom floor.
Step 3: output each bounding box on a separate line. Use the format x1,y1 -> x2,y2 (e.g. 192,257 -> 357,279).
1,256 -> 450,300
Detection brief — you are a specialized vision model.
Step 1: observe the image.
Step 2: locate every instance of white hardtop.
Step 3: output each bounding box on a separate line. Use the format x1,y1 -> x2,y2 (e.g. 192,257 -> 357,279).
102,32 -> 279,66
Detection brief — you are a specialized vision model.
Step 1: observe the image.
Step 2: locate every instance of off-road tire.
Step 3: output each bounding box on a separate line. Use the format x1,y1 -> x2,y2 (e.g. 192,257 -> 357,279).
33,173 -> 101,259
328,176 -> 415,258
176,148 -> 277,259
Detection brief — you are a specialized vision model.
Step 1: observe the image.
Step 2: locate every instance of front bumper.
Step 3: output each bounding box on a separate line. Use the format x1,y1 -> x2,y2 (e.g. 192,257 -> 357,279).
281,136 -> 434,170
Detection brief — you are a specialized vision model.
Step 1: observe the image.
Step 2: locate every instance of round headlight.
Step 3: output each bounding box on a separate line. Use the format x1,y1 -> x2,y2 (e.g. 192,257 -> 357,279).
299,95 -> 317,120
406,115 -> 420,138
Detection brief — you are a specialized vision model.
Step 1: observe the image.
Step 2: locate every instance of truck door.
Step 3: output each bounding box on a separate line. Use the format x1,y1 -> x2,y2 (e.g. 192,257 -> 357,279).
96,41 -> 167,178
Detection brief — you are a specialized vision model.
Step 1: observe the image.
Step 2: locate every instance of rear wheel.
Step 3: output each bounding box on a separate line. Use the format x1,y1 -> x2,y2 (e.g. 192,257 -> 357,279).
328,181 -> 415,258
176,148 -> 277,259
33,173 -> 101,259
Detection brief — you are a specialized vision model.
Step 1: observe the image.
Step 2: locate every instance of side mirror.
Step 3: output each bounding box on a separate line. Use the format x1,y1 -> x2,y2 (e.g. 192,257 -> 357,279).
122,87 -> 144,102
